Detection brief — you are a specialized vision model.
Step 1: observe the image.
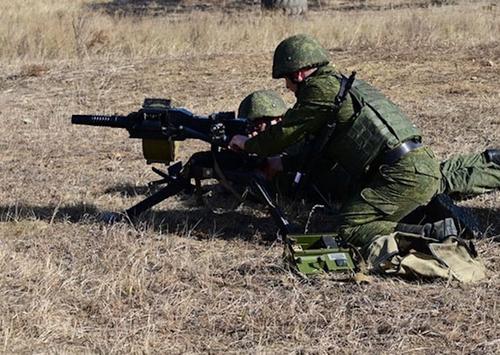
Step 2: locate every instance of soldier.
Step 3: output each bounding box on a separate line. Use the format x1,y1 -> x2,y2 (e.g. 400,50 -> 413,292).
238,90 -> 500,201
238,89 -> 355,201
238,89 -> 287,135
229,34 -> 487,257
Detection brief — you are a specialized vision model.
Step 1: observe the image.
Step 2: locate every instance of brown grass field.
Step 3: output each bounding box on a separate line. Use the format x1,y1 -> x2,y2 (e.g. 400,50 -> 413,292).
0,0 -> 499,353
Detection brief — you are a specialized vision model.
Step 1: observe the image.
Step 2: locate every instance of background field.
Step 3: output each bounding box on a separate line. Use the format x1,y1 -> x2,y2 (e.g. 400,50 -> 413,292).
0,0 -> 499,353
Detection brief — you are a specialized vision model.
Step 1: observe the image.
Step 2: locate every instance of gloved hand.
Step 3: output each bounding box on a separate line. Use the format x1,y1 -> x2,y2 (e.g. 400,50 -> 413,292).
228,134 -> 249,151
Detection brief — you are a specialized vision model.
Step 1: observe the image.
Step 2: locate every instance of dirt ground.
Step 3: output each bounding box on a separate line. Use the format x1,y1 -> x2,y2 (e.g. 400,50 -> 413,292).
0,9 -> 499,353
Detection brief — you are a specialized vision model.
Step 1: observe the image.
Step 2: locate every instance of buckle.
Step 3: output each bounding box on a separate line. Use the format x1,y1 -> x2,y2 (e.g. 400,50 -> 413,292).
381,140 -> 422,165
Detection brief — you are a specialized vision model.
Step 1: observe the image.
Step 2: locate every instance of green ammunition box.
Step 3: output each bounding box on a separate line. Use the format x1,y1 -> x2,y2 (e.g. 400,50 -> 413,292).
285,234 -> 356,275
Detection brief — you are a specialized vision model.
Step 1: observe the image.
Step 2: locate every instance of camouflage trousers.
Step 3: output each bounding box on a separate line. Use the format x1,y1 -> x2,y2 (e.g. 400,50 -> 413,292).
337,147 -> 441,252
272,149 -> 498,253
302,150 -> 500,203
439,151 -> 500,195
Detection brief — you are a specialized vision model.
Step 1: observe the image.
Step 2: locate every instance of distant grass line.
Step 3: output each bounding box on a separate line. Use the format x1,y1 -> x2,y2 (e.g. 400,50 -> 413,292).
0,1 -> 498,63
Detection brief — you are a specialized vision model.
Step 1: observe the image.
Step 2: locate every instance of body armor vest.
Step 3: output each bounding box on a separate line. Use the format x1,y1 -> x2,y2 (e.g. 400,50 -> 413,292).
334,77 -> 422,177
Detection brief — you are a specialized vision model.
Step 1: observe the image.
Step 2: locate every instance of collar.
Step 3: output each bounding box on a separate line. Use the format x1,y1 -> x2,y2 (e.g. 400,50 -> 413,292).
295,65 -> 337,97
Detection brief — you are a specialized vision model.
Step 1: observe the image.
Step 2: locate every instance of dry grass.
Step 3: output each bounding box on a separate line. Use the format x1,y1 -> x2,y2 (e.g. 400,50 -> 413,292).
0,0 -> 499,353
0,0 -> 498,62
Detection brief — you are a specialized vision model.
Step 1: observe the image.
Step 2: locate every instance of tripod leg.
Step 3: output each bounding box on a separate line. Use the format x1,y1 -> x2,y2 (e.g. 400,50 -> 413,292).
126,181 -> 191,219
251,180 -> 292,237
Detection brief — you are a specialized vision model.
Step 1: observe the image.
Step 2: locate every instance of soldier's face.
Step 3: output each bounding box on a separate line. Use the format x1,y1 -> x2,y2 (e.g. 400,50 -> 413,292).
253,117 -> 282,134
285,68 -> 318,93
254,120 -> 269,133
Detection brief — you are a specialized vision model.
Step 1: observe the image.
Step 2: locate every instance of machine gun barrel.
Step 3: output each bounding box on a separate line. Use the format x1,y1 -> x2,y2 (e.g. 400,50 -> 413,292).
71,99 -> 253,164
71,114 -> 133,129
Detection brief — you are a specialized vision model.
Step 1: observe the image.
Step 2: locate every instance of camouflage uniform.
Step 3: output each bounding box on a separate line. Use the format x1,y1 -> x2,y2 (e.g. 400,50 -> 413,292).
240,92 -> 499,206
245,35 -> 442,252
237,89 -> 317,195
439,151 -> 500,195
299,150 -> 500,203
237,90 -> 368,202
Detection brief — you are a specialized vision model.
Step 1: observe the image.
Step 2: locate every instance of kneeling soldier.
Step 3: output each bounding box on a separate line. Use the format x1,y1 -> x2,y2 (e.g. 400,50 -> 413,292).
229,35 -> 470,255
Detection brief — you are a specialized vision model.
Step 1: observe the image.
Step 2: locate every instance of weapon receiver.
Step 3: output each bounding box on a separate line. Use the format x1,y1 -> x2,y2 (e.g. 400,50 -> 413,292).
72,98 -> 250,164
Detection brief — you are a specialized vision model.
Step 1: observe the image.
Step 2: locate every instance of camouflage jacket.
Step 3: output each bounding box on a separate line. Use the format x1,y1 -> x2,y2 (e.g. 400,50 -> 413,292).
244,65 -> 355,171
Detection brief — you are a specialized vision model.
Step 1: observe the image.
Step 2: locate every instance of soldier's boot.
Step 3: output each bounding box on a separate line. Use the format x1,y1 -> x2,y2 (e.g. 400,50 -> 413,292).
395,218 -> 458,241
485,149 -> 500,165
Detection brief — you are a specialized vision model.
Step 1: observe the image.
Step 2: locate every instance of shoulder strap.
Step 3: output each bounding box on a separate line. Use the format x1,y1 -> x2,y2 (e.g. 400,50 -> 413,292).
292,71 -> 357,192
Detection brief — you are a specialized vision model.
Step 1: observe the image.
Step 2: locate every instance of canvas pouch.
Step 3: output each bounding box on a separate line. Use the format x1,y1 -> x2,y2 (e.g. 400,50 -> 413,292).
365,232 -> 487,283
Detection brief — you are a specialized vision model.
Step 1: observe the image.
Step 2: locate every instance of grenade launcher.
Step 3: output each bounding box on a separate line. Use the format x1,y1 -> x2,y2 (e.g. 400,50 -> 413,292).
71,98 -> 274,220
72,98 -> 250,165
71,98 -> 358,276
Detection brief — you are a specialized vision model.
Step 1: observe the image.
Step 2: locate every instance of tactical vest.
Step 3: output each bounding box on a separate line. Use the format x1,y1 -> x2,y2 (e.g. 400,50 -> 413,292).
334,77 -> 422,177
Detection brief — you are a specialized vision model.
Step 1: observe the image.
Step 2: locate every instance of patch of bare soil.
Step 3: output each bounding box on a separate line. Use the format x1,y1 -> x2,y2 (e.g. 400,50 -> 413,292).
0,42 -> 499,352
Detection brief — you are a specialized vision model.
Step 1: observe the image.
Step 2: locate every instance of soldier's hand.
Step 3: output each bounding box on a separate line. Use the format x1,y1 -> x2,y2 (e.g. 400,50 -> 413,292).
229,135 -> 249,151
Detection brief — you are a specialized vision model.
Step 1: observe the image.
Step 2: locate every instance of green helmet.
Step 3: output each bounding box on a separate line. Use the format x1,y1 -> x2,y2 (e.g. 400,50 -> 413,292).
238,90 -> 287,120
272,34 -> 330,79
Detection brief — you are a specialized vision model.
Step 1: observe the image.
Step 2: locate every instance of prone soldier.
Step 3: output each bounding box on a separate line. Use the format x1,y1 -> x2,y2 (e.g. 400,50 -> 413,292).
238,89 -> 287,135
